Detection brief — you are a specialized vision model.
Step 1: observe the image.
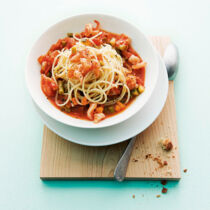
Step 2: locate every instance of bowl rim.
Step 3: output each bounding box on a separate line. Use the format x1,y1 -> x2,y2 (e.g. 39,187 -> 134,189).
25,13 -> 159,129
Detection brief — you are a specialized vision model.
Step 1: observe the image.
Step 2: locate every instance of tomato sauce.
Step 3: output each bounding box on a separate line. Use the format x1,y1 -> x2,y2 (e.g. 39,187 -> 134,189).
48,95 -> 137,121
39,21 -> 146,122
100,29 -> 145,87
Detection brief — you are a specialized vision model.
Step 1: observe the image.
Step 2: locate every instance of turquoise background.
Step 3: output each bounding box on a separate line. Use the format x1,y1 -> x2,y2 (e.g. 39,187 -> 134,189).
1,0 -> 210,209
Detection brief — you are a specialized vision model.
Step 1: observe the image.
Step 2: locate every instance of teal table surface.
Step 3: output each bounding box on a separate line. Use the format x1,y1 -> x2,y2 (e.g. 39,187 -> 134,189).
1,0 -> 210,209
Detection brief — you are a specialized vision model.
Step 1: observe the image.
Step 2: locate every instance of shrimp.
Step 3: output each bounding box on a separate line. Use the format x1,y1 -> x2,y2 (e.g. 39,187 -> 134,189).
94,113 -> 105,123
128,55 -> 140,65
41,74 -> 58,97
74,68 -> 83,83
93,20 -> 100,30
132,62 -> 147,70
126,75 -> 138,90
80,58 -> 92,75
91,60 -> 100,78
87,103 -> 97,120
84,23 -> 93,37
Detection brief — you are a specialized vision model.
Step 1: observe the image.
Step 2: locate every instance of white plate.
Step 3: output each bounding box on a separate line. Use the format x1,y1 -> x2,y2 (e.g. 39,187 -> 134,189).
34,53 -> 168,146
26,14 -> 159,128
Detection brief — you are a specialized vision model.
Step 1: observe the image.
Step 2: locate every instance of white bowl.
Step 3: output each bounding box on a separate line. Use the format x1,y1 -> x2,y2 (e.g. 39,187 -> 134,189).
25,14 -> 159,128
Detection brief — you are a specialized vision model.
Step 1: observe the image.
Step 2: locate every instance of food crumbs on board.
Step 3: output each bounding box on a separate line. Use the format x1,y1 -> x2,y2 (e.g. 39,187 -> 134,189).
145,154 -> 168,168
145,154 -> 152,159
159,138 -> 173,151
163,160 -> 168,166
162,187 -> 168,194
156,195 -> 161,198
132,195 -> 135,199
183,169 -> 188,173
153,157 -> 164,168
161,180 -> 167,185
132,158 -> 138,162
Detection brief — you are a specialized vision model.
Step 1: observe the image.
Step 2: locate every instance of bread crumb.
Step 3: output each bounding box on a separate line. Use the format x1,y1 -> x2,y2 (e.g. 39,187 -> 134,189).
162,187 -> 168,194
132,158 -> 138,162
159,138 -> 173,151
156,195 -> 161,198
145,154 -> 152,159
183,169 -> 188,173
163,161 -> 168,166
153,157 -> 168,168
145,154 -> 168,168
161,180 -> 167,185
154,157 -> 163,167
132,194 -> 135,199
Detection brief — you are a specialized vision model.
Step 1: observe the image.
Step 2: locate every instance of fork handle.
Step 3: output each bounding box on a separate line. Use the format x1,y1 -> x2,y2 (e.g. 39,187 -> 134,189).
114,136 -> 136,182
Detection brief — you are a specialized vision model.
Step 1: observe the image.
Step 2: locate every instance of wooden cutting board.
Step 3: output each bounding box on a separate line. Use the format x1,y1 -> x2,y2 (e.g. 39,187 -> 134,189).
40,37 -> 181,180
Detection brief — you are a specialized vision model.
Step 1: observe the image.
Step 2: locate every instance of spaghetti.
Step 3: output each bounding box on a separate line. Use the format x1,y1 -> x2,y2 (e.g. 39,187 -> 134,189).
38,20 -> 146,123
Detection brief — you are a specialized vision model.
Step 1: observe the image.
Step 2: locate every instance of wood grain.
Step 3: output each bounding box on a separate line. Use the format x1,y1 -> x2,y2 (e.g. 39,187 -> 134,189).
40,37 -> 181,180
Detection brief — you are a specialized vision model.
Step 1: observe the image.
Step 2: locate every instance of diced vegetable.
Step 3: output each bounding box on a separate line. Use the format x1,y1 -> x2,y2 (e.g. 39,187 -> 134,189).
131,89 -> 139,96
115,102 -> 125,112
63,82 -> 68,93
117,101 -> 125,109
67,32 -> 73,37
61,106 -> 71,113
115,104 -> 121,112
118,44 -> 127,51
120,97 -> 126,104
138,85 -> 145,94
58,80 -> 64,94
81,97 -> 88,105
61,40 -> 67,47
104,106 -> 115,114
109,106 -> 115,113
110,38 -> 116,46
71,46 -> 77,55
72,97 -> 78,105
96,106 -> 104,113
46,71 -> 52,77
